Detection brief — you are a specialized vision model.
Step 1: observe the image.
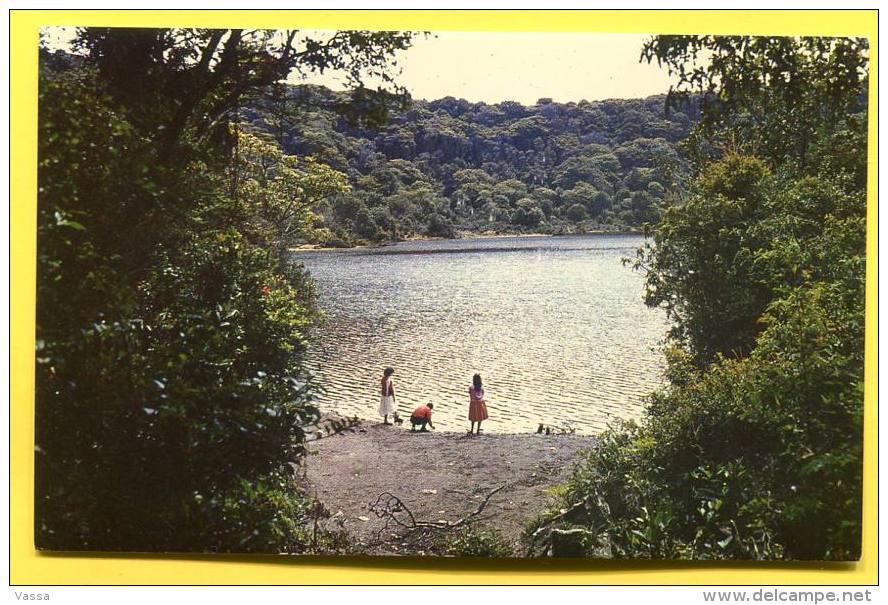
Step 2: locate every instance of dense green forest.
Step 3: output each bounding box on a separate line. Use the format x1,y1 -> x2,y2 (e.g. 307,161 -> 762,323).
242,85 -> 696,244
528,35 -> 868,560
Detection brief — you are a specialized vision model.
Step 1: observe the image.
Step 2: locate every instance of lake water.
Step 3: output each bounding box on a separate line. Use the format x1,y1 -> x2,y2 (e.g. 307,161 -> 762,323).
292,234 -> 670,434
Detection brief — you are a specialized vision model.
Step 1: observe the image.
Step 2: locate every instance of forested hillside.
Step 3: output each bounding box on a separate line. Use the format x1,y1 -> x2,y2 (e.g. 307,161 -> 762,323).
244,85 -> 698,245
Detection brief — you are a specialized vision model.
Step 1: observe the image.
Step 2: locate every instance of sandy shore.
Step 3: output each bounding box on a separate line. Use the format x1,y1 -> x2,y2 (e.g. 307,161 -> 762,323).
303,420 -> 596,555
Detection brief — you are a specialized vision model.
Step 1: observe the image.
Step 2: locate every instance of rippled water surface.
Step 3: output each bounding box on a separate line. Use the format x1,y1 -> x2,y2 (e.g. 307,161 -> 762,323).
293,235 -> 670,434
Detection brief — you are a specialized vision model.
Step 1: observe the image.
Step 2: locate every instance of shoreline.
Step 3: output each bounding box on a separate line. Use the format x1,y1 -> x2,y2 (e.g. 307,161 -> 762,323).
303,412 -> 587,441
291,228 -> 645,253
302,416 -> 597,556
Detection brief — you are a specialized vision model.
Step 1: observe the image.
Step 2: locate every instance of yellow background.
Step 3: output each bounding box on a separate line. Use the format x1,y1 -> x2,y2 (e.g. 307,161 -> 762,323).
10,9 -> 879,585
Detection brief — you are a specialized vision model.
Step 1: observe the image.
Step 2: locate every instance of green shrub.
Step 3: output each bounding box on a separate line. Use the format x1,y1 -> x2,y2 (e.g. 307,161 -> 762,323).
532,293 -> 862,559
531,155 -> 865,559
195,471 -> 351,554
426,212 -> 456,238
353,206 -> 381,241
542,37 -> 868,560
36,27 -> 419,554
565,203 -> 588,222
36,62 -> 325,553
36,229 -> 325,551
430,526 -> 513,557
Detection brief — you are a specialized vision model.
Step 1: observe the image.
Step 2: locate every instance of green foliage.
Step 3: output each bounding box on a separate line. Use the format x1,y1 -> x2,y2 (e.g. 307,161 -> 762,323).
36,29 -> 415,552
426,212 -> 456,238
231,127 -> 350,246
552,156 -> 613,191
642,35 -> 868,168
512,198 -> 545,228
245,84 -> 696,241
353,206 -> 382,240
565,203 -> 588,223
534,279 -> 863,559
533,35 -> 866,561
429,526 -> 514,558
197,471 -> 351,554
639,154 -> 774,364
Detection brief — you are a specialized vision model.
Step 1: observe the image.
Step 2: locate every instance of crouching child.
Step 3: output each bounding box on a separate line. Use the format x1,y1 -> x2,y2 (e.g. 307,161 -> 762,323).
410,402 -> 435,432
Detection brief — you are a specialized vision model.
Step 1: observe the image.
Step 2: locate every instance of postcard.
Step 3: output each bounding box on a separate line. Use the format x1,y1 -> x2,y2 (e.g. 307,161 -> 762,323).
32,23 -> 868,562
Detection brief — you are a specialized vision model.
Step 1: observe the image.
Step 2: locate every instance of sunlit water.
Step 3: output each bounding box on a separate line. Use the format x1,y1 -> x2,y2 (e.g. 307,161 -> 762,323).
292,234 -> 670,434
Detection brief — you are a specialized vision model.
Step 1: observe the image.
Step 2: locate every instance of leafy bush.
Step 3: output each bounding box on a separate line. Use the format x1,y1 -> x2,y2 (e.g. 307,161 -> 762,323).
353,206 -> 381,241
529,159 -> 865,560
426,212 -> 456,238
430,526 -> 513,558
637,154 -> 774,365
195,471 -> 351,554
565,203 -> 588,222
36,224 -> 325,551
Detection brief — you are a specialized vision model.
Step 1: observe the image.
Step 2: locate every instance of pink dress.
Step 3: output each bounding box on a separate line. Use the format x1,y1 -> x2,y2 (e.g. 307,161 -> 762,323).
468,386 -> 489,422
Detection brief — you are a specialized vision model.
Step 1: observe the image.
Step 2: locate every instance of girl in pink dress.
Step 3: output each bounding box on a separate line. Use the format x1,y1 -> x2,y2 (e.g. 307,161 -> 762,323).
468,373 -> 489,435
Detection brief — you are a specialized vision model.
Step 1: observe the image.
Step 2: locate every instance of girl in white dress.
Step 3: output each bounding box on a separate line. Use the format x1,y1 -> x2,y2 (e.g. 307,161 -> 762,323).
378,367 -> 397,424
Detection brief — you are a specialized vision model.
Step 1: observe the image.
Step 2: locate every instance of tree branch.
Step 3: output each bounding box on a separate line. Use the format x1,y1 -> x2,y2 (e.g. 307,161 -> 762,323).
368,485 -> 505,532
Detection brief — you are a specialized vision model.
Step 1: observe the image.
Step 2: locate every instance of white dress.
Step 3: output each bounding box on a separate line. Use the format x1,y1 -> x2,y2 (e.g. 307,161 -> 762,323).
378,376 -> 396,417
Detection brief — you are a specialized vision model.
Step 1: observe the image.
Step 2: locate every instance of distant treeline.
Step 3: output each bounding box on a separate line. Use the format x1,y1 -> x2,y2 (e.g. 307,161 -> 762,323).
243,85 -> 699,244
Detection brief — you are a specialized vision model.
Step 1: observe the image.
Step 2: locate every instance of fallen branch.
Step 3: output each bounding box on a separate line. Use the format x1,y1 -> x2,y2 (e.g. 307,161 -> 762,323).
368,485 -> 505,534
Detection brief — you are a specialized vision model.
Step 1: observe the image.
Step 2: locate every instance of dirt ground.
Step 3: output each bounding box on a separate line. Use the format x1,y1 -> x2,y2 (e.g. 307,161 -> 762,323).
303,421 -> 596,555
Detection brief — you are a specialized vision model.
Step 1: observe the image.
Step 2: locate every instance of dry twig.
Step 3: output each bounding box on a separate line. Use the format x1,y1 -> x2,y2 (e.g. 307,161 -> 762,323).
368,485 -> 506,536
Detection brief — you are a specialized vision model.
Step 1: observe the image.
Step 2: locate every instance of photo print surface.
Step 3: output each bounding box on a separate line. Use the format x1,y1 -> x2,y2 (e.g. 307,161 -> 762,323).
36,27 -> 868,559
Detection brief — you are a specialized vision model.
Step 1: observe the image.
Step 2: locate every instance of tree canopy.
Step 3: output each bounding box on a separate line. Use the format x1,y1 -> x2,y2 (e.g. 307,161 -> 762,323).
241,84 -> 698,243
